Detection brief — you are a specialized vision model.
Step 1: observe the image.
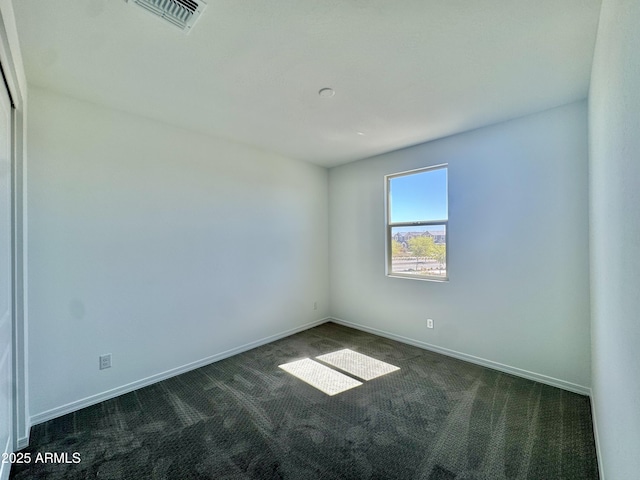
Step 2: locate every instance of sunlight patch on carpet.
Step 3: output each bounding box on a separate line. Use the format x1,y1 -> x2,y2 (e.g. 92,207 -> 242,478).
316,349 -> 400,381
279,358 -> 363,395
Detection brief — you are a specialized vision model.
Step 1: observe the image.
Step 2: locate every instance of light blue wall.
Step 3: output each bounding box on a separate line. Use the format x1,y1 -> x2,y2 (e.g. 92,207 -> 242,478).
589,0 -> 640,477
26,88 -> 330,420
329,102 -> 591,391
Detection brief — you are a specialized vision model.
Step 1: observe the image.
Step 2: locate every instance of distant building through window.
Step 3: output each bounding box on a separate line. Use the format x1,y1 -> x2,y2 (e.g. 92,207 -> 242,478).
385,165 -> 448,280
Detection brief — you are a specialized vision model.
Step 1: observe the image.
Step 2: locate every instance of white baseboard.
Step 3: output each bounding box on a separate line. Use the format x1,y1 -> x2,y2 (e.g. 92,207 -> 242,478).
330,317 -> 591,396
0,436 -> 11,480
589,390 -> 605,480
29,317 -> 331,428
28,315 -> 593,436
16,433 -> 29,450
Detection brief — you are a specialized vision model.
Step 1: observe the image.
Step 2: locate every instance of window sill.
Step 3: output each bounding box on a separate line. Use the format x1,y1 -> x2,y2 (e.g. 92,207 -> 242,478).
386,273 -> 449,283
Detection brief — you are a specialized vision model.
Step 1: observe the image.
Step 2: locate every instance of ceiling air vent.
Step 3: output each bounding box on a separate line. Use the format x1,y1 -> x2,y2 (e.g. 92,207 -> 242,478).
127,0 -> 207,33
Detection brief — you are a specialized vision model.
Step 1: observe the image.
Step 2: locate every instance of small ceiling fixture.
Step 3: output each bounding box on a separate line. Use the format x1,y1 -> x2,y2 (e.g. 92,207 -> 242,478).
126,0 -> 207,33
318,88 -> 335,98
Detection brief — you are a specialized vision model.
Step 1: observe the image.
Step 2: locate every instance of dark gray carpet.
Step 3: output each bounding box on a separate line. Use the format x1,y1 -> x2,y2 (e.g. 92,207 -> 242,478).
10,322 -> 599,479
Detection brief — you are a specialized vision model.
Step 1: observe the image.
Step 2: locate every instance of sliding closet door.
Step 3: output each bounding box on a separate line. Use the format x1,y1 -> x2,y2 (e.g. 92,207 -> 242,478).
0,76 -> 13,461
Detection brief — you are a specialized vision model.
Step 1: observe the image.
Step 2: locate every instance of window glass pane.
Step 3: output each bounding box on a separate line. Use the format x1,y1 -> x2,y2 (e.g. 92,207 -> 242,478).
389,168 -> 447,223
390,225 -> 446,278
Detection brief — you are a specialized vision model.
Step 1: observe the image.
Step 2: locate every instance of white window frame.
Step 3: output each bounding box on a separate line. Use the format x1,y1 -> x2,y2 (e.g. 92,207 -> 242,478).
385,164 -> 448,282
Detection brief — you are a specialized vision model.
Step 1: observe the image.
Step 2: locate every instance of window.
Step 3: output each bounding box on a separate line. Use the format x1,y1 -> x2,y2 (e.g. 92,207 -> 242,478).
385,165 -> 448,280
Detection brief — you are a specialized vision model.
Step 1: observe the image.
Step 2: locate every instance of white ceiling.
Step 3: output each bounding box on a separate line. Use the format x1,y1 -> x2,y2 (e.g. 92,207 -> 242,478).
14,0 -> 601,167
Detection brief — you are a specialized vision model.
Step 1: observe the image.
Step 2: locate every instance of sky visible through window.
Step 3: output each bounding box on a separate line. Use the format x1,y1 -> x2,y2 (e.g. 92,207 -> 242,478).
389,167 -> 447,225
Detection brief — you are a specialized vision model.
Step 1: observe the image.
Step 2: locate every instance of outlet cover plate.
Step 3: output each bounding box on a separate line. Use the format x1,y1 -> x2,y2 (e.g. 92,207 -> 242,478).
99,354 -> 112,370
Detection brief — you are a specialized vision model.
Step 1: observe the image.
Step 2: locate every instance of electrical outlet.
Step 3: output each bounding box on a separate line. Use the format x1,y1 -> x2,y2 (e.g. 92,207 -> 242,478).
99,354 -> 112,370
313,301 -> 318,310
426,319 -> 434,329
